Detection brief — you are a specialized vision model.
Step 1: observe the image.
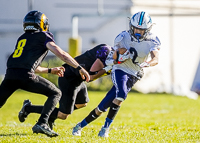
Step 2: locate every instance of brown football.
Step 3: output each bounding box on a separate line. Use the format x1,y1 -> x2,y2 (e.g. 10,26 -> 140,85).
113,47 -> 127,60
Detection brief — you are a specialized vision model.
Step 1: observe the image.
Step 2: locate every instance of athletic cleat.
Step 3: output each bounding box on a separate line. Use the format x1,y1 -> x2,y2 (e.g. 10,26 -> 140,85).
32,123 -> 59,137
18,99 -> 32,122
72,123 -> 82,136
98,126 -> 109,137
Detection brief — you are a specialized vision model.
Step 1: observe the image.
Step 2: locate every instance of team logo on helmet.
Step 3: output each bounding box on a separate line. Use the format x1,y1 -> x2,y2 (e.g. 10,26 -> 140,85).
129,11 -> 153,42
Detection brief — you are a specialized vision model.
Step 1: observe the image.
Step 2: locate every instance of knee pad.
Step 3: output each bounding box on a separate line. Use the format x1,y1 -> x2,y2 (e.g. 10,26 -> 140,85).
116,97 -> 125,102
97,105 -> 107,112
117,90 -> 127,99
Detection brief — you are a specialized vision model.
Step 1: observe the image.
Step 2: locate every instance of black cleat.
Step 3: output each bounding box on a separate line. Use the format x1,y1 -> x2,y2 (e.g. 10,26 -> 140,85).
32,123 -> 59,137
18,99 -> 31,122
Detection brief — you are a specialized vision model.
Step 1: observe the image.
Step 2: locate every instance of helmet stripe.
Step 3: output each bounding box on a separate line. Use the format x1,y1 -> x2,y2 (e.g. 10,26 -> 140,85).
40,14 -> 48,31
138,12 -> 145,25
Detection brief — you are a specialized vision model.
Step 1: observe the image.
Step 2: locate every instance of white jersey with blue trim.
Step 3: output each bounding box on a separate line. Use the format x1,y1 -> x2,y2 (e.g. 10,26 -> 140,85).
112,30 -> 161,77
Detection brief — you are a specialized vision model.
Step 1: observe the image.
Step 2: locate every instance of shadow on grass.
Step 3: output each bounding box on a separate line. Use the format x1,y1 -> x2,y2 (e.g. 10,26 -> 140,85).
0,133 -> 29,136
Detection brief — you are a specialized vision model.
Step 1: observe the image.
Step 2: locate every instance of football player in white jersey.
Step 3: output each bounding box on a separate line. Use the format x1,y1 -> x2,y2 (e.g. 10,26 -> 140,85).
72,11 -> 161,137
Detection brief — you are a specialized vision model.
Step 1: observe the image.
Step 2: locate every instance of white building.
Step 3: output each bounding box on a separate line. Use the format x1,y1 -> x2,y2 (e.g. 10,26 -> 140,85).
0,0 -> 200,97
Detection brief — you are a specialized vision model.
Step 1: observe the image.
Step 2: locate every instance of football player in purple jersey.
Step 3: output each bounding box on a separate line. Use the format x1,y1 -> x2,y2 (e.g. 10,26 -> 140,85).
18,44 -> 113,130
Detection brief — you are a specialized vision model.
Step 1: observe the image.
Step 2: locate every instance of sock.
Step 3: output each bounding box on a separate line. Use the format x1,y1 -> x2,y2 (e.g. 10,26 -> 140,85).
49,108 -> 59,119
80,109 -> 100,128
103,103 -> 120,128
39,108 -> 59,125
49,117 -> 56,123
103,117 -> 113,128
80,119 -> 88,128
26,105 -> 59,125
25,105 -> 43,114
74,105 -> 78,110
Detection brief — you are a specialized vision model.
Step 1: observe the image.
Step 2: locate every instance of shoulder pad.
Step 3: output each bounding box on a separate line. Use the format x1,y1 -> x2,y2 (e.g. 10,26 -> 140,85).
146,33 -> 161,46
114,31 -> 127,43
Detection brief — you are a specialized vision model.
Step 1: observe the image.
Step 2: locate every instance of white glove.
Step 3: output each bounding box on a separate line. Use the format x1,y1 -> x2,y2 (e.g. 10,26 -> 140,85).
103,65 -> 112,72
105,50 -> 115,66
118,50 -> 130,62
139,62 -> 150,68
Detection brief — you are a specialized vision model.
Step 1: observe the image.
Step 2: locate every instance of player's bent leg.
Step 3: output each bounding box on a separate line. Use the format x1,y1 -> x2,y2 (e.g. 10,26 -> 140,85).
98,99 -> 123,138
18,99 -> 32,122
0,79 -> 17,108
21,76 -> 61,137
99,70 -> 134,135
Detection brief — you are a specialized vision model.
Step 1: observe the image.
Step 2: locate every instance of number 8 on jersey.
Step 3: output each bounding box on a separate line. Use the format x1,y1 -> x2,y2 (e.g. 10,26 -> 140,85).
13,39 -> 26,58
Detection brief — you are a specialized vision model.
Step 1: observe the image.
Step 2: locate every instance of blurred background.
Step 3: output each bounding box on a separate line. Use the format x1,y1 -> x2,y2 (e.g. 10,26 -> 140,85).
1,0 -> 200,98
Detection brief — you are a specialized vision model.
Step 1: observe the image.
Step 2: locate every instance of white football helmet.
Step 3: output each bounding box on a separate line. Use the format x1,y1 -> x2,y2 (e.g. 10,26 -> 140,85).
129,11 -> 153,41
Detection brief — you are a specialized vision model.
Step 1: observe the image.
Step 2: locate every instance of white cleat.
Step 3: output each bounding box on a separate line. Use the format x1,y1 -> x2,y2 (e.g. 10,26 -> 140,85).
98,126 -> 109,137
72,123 -> 82,136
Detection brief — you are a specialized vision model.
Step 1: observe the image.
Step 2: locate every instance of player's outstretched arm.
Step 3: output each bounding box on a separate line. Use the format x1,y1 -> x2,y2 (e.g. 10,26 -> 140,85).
89,59 -> 105,81
139,50 -> 159,68
149,50 -> 159,66
46,41 -> 90,82
35,66 -> 65,77
89,58 -> 112,81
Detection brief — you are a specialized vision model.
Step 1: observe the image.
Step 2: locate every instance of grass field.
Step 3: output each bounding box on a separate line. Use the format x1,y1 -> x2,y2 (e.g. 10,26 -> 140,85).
0,90 -> 200,143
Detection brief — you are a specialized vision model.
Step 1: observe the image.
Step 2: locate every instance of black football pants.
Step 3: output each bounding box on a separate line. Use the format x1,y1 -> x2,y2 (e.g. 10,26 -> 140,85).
0,75 -> 61,124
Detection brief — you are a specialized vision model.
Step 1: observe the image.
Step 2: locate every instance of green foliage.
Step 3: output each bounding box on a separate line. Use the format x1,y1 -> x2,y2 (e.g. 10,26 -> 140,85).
1,91 -> 200,142
39,57 -> 64,87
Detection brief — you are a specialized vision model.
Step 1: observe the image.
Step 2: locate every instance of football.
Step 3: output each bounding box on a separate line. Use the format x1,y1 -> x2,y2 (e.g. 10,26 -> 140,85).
113,47 -> 128,60
113,48 -> 127,60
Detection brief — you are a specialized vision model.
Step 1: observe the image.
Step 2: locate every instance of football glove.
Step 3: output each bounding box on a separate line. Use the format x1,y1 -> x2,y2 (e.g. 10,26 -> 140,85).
103,65 -> 112,72
139,62 -> 150,68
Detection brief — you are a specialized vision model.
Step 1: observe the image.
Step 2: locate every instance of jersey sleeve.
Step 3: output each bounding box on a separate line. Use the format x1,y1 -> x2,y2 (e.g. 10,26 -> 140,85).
44,32 -> 55,45
150,35 -> 161,52
114,31 -> 126,48
114,31 -> 130,50
96,45 -> 112,66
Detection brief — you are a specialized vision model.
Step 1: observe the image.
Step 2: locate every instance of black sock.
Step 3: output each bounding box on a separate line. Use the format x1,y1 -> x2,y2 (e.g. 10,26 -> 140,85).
26,105 -> 43,114
85,109 -> 100,124
49,108 -> 59,120
74,105 -> 78,110
26,105 -> 59,125
48,117 -> 56,124
107,103 -> 120,120
38,109 -> 59,126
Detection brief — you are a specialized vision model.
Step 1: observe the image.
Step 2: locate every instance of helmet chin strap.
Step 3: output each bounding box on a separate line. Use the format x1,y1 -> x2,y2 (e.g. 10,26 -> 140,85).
134,33 -> 141,43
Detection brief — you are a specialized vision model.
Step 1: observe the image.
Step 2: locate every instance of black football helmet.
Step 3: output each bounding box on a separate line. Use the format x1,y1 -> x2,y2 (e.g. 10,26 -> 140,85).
23,10 -> 49,31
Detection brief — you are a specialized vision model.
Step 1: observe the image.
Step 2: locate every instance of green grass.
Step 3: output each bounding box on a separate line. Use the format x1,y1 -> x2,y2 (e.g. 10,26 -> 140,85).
0,90 -> 200,142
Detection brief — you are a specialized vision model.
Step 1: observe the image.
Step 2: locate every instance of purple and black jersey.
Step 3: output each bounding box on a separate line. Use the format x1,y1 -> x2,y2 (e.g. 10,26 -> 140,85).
63,44 -> 111,76
59,44 -> 112,114
7,31 -> 54,72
